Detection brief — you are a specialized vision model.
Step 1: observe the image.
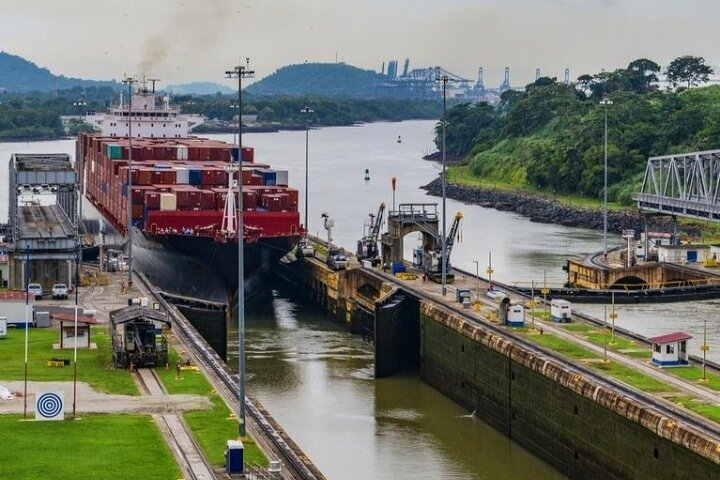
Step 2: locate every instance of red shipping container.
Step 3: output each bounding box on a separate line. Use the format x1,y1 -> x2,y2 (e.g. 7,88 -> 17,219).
131,186 -> 153,204
161,170 -> 177,184
243,191 -> 257,209
250,174 -> 262,186
242,147 -> 254,162
288,189 -> 299,206
145,192 -> 161,210
138,169 -> 153,186
200,190 -> 216,209
241,169 -> 252,185
214,190 -> 228,210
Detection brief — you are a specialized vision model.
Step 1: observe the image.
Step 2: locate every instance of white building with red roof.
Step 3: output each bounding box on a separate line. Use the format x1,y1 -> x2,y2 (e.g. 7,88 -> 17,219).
648,332 -> 691,367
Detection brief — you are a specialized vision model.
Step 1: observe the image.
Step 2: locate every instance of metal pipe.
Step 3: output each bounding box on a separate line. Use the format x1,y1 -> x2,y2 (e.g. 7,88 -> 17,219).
600,98 -> 613,256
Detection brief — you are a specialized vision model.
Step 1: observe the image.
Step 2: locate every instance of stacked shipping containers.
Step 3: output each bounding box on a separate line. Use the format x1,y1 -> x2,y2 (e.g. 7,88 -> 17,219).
79,133 -> 299,237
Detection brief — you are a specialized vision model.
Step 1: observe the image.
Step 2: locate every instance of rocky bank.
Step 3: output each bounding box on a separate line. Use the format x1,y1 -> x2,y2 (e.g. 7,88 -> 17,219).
421,177 -> 702,237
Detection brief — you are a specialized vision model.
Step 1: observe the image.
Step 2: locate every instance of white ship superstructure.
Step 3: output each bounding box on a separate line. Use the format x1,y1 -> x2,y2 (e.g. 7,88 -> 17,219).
83,83 -> 204,138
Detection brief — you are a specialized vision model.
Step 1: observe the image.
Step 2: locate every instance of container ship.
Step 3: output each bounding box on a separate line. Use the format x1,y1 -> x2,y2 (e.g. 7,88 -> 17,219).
76,84 -> 301,305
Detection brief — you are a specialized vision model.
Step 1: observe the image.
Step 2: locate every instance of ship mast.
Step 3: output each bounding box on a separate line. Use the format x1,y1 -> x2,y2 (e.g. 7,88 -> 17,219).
221,166 -> 238,234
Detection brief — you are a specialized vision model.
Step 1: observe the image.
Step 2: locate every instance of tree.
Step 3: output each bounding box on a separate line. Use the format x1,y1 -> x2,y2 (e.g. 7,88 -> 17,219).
627,58 -> 661,94
666,56 -> 714,90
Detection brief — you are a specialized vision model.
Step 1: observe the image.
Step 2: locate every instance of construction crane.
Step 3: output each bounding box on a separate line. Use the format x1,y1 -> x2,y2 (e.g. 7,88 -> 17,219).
425,211 -> 463,283
357,202 -> 385,266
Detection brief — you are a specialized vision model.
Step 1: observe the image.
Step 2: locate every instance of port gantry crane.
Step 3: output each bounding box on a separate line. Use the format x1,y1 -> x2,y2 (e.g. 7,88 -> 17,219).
425,211 -> 463,283
357,202 -> 385,266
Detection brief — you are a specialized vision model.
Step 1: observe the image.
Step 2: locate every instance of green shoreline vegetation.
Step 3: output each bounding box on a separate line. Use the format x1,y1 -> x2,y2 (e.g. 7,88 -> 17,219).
436,56 -> 720,208
0,86 -> 442,141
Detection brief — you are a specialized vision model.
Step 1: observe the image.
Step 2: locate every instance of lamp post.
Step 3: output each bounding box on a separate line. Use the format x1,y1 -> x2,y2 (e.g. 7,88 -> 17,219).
473,259 -> 479,301
301,107 -> 313,235
225,59 -> 254,437
600,97 -> 613,257
438,75 -> 450,296
121,76 -> 137,287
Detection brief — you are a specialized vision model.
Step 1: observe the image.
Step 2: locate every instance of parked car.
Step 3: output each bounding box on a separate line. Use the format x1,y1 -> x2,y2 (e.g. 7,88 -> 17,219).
27,283 -> 43,300
52,283 -> 68,300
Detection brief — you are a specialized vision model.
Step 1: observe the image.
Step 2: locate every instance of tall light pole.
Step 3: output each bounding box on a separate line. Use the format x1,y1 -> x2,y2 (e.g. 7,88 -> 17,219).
122,76 -> 137,287
438,74 -> 450,296
225,58 -> 254,437
600,97 -> 613,257
301,107 -> 313,235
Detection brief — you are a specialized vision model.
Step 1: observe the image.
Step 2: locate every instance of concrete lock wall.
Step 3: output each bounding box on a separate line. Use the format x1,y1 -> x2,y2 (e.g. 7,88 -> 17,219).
419,303 -> 720,480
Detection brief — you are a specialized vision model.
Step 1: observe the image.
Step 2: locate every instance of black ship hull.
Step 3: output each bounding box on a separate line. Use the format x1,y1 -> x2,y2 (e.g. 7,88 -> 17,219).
132,230 -> 297,306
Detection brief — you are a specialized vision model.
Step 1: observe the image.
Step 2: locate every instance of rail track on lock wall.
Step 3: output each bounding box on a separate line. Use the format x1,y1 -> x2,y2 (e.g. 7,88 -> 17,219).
365,266 -> 720,443
135,271 -> 325,480
134,367 -> 217,480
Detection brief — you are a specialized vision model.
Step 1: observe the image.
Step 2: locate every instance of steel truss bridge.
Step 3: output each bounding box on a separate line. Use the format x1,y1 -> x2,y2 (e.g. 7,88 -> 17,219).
635,149 -> 720,221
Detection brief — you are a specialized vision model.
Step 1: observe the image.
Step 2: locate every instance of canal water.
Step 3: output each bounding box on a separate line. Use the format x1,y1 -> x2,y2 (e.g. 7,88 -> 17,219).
2,121 -> 719,478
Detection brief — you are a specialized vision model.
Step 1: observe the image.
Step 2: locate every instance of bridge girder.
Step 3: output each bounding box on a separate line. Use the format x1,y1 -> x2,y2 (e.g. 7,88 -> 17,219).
635,149 -> 720,221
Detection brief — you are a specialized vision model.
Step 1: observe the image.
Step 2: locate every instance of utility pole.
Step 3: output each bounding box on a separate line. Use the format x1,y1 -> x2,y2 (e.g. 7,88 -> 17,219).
301,107 -> 313,235
437,75 -> 453,296
122,76 -> 137,287
600,97 -> 613,257
225,59 -> 254,438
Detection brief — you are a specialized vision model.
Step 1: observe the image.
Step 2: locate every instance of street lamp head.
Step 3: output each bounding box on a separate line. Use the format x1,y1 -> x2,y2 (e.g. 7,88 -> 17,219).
600,98 -> 613,106
301,107 -> 314,114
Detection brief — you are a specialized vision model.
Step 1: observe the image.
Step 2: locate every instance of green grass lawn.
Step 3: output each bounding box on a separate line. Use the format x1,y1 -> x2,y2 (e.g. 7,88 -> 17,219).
0,414 -> 181,480
668,366 -> 720,391
590,361 -> 674,393
154,348 -> 268,468
524,332 -> 599,360
0,326 -> 137,395
673,396 -> 720,423
559,323 -> 593,333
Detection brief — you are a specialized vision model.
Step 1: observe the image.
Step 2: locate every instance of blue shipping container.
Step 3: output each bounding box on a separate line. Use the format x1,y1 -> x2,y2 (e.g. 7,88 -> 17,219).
231,147 -> 240,162
189,169 -> 202,185
261,170 -> 276,186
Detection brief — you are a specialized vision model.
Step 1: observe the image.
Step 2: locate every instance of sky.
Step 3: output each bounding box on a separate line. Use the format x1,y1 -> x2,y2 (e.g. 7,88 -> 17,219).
1,0 -> 719,88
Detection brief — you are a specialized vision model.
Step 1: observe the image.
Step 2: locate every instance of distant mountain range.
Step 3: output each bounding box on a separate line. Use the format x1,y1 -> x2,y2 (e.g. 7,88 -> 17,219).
163,82 -> 234,95
246,62 -> 385,97
0,52 -> 389,98
0,51 -> 119,93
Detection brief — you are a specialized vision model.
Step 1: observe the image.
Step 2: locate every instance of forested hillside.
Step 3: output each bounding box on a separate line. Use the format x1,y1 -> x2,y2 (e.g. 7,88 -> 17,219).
437,56 -> 719,204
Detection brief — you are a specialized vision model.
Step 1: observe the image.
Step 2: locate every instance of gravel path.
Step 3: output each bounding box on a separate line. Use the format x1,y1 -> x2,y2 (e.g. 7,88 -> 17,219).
0,380 -> 212,414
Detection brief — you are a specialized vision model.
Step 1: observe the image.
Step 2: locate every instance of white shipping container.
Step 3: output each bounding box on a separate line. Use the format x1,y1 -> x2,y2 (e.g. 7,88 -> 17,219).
0,317 -> 6,338
275,170 -> 289,186
551,299 -> 572,322
175,167 -> 190,184
160,193 -> 177,211
177,145 -> 189,160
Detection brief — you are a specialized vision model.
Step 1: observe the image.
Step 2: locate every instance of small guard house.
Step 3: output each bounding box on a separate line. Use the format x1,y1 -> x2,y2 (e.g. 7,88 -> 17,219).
648,332 -> 691,367
53,312 -> 98,349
